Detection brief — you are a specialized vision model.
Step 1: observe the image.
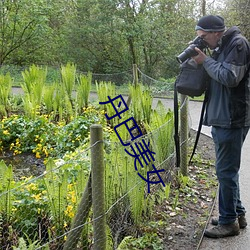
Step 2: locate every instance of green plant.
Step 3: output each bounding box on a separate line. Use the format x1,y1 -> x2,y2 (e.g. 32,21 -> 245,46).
21,65 -> 47,118
128,175 -> 145,225
172,190 -> 180,210
0,161 -> 17,248
76,72 -> 92,111
178,173 -> 191,189
129,83 -> 152,124
42,63 -> 77,122
145,100 -> 174,164
0,115 -> 57,157
43,84 -> 56,114
0,73 -> 12,117
43,159 -> 69,222
117,233 -> 163,250
52,83 -> 66,121
12,176 -> 49,241
165,182 -> 171,200
96,81 -> 118,127
60,62 -> 76,102
0,108 -> 101,158
0,161 -> 15,222
0,79 -> 183,248
13,233 -> 49,250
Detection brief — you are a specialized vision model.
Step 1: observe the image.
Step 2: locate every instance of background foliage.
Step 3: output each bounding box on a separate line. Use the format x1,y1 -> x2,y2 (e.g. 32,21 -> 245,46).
1,0 -> 248,80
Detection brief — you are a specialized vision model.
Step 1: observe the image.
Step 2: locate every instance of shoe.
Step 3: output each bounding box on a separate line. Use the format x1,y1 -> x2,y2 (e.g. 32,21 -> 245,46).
211,214 -> 247,229
204,222 -> 240,238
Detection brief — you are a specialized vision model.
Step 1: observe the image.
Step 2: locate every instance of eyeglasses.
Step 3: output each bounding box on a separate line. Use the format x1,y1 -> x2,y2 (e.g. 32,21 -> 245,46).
198,32 -> 214,40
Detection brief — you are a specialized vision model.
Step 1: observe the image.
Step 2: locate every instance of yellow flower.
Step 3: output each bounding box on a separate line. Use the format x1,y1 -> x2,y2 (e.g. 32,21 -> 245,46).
14,149 -> 22,155
36,152 -> 41,159
32,193 -> 42,201
26,183 -> 37,191
3,130 -> 9,135
71,195 -> 76,204
12,207 -> 17,212
43,147 -> 49,157
65,205 -> 74,218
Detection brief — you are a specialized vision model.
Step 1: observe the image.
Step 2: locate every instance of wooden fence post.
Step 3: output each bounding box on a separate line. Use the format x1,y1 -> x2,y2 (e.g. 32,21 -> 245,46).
133,64 -> 138,86
127,64 -> 138,107
91,124 -> 106,250
63,175 -> 92,250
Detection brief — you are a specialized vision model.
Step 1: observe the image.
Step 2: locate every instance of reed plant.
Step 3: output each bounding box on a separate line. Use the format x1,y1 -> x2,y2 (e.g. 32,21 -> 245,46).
52,82 -> 73,122
96,81 -> 116,107
145,100 -> 174,164
43,159 -> 69,241
43,84 -> 55,114
76,72 -> 92,112
0,161 -> 14,222
0,73 -> 12,117
127,170 -> 145,224
21,65 -> 47,118
96,81 -> 120,127
60,63 -> 76,103
105,131 -> 149,232
129,83 -> 152,124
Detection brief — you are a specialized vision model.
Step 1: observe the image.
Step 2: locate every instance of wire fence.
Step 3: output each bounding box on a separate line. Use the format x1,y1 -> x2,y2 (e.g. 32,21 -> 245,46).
0,64 -> 175,97
0,66 -> 190,249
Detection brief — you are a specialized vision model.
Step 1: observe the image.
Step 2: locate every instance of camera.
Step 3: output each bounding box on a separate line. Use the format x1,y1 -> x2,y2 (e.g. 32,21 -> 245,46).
176,36 -> 208,64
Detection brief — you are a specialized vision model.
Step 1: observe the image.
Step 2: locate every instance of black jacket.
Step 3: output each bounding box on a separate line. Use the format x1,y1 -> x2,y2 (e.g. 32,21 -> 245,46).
203,26 -> 250,128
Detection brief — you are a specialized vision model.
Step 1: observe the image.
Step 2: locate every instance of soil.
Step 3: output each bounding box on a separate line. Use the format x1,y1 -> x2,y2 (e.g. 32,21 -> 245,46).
158,130 -> 217,250
0,152 -> 45,180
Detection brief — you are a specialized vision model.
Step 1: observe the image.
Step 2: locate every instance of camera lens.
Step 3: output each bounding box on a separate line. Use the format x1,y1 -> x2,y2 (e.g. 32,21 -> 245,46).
176,37 -> 208,63
176,45 -> 198,63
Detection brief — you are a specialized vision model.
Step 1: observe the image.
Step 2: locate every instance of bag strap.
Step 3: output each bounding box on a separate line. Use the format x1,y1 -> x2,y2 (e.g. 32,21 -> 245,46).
189,91 -> 208,164
174,80 -> 180,168
174,80 -> 208,168
174,48 -> 211,167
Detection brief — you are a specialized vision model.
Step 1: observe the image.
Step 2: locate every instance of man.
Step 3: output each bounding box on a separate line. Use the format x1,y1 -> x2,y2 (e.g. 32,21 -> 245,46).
192,15 -> 250,238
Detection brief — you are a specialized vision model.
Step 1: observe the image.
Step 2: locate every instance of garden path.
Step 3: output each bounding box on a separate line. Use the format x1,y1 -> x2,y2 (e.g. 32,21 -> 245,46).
152,96 -> 250,250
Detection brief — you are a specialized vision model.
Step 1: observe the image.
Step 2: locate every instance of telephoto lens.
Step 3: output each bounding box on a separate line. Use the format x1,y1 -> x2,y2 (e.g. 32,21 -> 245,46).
176,36 -> 208,63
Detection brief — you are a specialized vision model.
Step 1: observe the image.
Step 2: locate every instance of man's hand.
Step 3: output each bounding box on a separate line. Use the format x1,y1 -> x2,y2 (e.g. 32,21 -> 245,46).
192,47 -> 207,64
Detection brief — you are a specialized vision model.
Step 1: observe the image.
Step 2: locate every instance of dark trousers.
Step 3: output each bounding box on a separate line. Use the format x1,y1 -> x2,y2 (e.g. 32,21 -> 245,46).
211,126 -> 249,225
